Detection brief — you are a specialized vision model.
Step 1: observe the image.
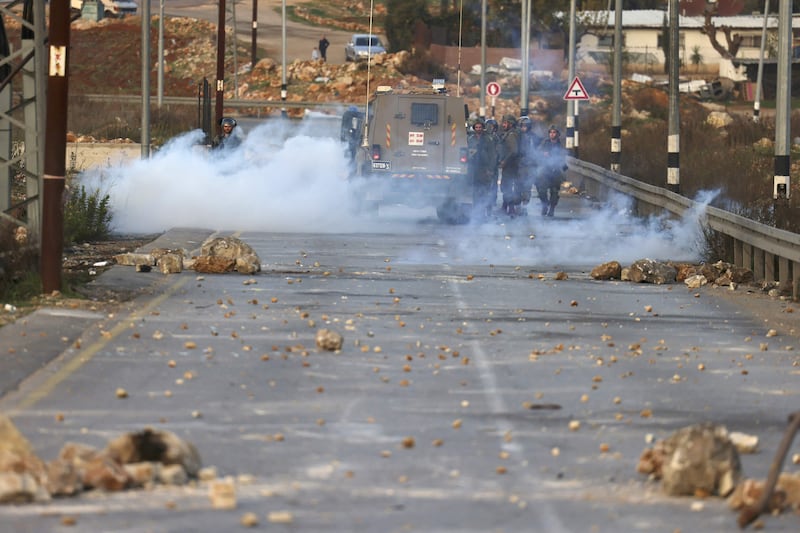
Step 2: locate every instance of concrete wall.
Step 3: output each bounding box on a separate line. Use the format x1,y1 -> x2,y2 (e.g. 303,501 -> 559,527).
428,44 -> 566,74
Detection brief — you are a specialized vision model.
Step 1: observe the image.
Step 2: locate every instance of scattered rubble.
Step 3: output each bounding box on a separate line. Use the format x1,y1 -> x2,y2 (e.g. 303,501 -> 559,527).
0,414 -> 215,504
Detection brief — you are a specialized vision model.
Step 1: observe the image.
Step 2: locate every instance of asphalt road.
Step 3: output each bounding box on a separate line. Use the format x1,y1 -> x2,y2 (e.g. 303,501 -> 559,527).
1,201 -> 799,531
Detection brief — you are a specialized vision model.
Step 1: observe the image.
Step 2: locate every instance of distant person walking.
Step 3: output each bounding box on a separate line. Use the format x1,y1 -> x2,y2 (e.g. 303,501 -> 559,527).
318,34 -> 330,62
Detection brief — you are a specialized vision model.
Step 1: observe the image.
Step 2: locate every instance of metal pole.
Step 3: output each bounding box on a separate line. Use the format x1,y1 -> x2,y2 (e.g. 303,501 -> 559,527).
479,0 -> 486,118
41,0 -> 70,294
520,0 -> 530,116
157,0 -> 164,108
611,0 -> 622,173
754,0 -> 769,123
232,0 -> 238,96
215,0 -> 226,130
251,0 -> 258,67
280,0 -> 287,117
566,0 -> 577,156
667,0 -> 679,193
773,0 -> 791,201
141,0 -> 151,158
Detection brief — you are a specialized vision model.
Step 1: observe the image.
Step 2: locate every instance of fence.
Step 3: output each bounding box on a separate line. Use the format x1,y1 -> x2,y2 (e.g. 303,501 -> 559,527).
570,158 -> 800,299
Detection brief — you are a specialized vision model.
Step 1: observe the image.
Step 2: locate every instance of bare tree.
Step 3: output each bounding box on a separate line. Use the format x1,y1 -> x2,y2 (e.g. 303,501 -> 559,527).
700,7 -> 743,59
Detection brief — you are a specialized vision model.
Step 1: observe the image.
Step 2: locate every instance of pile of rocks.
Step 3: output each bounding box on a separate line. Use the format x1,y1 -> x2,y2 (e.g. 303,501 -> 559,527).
590,258 -> 756,289
0,415 -> 201,503
114,235 -> 262,275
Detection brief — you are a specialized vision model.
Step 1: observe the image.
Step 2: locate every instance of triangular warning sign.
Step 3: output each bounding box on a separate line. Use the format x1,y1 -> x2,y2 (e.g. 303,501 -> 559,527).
563,76 -> 589,101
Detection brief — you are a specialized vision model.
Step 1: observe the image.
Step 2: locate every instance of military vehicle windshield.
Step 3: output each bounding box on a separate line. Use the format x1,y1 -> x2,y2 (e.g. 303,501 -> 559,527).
411,103 -> 438,126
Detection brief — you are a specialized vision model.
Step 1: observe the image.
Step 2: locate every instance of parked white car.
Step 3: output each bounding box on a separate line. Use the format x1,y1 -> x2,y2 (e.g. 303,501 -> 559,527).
344,34 -> 387,62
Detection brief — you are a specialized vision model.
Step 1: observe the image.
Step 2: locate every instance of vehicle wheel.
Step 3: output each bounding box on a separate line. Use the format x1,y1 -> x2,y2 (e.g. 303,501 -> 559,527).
437,201 -> 471,225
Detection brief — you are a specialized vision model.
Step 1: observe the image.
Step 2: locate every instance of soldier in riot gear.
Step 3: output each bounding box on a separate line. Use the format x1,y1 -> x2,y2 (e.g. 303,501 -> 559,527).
212,117 -> 242,151
467,118 -> 498,220
517,116 -> 541,216
536,125 -> 567,217
498,115 -> 521,217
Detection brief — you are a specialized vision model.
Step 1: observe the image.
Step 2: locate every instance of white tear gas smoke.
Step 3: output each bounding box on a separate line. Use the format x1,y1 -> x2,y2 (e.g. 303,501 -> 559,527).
433,189 -> 717,268
75,117 -> 716,268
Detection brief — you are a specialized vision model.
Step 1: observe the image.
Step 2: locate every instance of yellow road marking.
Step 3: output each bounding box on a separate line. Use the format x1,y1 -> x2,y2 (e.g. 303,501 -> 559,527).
15,276 -> 190,411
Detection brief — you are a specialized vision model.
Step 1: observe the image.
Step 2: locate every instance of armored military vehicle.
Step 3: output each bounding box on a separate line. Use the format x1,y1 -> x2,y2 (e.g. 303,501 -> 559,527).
342,83 -> 472,223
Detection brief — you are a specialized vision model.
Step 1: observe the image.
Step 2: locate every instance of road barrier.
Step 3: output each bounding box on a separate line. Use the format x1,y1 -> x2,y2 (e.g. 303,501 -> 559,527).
570,158 -> 800,300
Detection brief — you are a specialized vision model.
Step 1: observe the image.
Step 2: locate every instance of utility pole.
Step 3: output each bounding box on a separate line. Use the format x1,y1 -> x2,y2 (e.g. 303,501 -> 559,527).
479,0 -> 486,118
141,0 -> 151,157
753,0 -> 769,123
520,0 -> 531,116
773,0 -> 791,202
231,0 -> 238,96
215,0 -> 227,130
611,0 -> 622,173
281,0 -> 287,117
41,0 -> 70,294
157,0 -> 164,108
667,0 -> 680,193
251,0 -> 258,67
566,0 -> 577,157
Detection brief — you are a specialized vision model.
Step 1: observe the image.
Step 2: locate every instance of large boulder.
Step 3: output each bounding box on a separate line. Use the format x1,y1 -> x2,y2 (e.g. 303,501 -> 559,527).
199,236 -> 261,274
639,423 -> 742,497
628,258 -> 677,284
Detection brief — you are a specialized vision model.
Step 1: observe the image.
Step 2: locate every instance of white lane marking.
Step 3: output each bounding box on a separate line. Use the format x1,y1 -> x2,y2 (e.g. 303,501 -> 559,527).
446,264 -> 570,532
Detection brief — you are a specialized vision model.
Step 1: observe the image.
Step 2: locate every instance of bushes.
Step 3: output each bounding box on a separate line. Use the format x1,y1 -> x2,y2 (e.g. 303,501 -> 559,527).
64,185 -> 113,245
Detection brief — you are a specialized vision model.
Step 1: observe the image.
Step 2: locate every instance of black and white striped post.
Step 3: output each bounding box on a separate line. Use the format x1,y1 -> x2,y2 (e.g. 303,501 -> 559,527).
666,0 -> 680,193
565,0 -> 577,157
773,0 -> 791,201
610,0 -> 622,173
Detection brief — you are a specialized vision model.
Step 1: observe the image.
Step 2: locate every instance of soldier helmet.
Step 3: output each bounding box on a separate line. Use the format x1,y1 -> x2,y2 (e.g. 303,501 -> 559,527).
220,117 -> 237,128
548,124 -> 560,136
502,114 -> 517,125
518,116 -> 532,128
485,118 -> 498,131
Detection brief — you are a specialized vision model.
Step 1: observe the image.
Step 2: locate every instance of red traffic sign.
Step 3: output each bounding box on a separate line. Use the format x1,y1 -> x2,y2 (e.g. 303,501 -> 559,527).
486,82 -> 501,97
563,76 -> 589,101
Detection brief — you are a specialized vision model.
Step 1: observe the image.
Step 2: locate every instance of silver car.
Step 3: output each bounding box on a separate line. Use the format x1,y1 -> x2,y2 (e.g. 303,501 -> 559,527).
344,34 -> 387,61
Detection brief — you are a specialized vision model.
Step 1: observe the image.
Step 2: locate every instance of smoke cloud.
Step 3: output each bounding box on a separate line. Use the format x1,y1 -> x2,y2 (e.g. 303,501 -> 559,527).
75,116 -> 712,268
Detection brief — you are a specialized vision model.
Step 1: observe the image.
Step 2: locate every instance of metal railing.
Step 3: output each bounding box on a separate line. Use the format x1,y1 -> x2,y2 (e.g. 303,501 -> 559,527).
570,158 -> 800,300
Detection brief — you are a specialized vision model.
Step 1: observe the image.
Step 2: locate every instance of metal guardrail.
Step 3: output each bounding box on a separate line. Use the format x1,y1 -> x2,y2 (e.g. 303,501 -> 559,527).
570,158 -> 800,299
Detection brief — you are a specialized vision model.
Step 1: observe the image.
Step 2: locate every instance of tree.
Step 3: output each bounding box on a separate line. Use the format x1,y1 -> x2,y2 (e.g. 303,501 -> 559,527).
690,45 -> 703,72
700,4 -> 743,59
384,0 -> 431,53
